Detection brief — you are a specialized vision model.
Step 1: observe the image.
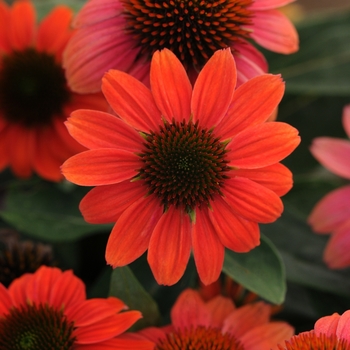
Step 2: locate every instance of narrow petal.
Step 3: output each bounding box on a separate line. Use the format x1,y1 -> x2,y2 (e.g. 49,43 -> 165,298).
209,196 -> 260,252
148,207 -> 192,285
61,149 -> 140,186
248,10 -> 299,54
231,163 -> 293,196
105,195 -> 163,267
150,49 -> 192,123
227,122 -> 300,169
308,186 -> 350,233
310,137 -> 350,180
250,0 -> 296,10
222,177 -> 283,223
215,75 -> 285,139
342,105 -> 350,138
80,181 -> 147,224
314,313 -> 340,337
192,49 -> 236,128
66,110 -> 143,152
192,209 -> 225,285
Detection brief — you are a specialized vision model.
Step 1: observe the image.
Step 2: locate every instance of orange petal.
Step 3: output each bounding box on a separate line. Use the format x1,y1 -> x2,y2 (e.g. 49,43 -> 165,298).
205,296 -> 236,329
0,1 -> 11,52
148,207 -> 192,285
79,337 -> 155,350
150,49 -> 192,123
0,283 -> 12,315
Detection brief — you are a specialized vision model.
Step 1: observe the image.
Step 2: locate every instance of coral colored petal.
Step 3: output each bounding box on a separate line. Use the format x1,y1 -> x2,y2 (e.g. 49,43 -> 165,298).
171,289 -> 211,329
102,70 -> 160,132
223,302 -> 271,338
0,2 -> 11,52
148,207 -> 192,285
66,110 -> 143,152
192,49 -> 236,128
9,0 -> 36,50
323,224 -> 350,268
335,310 -> 350,341
223,177 -> 283,223
0,284 -> 12,315
80,181 -> 147,224
205,296 -> 236,329
342,105 -> 350,138
314,313 -> 341,337
231,163 -> 293,197
216,75 -> 285,139
62,149 -> 140,186
249,10 -> 299,54
310,137 -> 350,180
192,209 -> 225,285
209,196 -> 260,252
308,185 -> 350,233
239,322 -> 295,350
250,0 -> 296,10
106,195 -> 163,267
150,49 -> 192,123
78,338 -> 155,350
227,122 -> 300,169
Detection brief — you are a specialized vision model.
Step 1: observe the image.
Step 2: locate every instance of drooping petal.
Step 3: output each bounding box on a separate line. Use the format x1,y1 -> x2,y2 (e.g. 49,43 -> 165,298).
102,70 -> 160,132
105,195 -> 163,267
147,207 -> 192,285
249,0 -> 296,10
209,196 -> 260,252
192,209 -> 225,285
248,10 -> 299,54
310,137 -> 350,180
227,122 -> 300,169
192,49 -> 236,128
66,110 -> 143,152
80,181 -> 147,224
308,186 -> 350,233
150,49 -> 192,123
342,105 -> 350,138
314,313 -> 341,337
61,148 -> 140,186
216,75 -> 285,139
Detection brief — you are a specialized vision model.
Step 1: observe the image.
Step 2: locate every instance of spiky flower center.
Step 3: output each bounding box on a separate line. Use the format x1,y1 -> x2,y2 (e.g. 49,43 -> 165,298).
0,303 -> 75,349
138,119 -> 229,214
278,331 -> 350,350
0,48 -> 70,128
155,325 -> 245,349
121,0 -> 253,69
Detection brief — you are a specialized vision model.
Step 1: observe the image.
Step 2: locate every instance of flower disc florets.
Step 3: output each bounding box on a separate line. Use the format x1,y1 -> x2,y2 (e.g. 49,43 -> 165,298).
138,119 -> 230,213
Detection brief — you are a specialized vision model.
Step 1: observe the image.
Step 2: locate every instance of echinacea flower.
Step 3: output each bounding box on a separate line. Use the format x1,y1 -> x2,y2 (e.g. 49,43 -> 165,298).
63,0 -> 299,94
308,105 -> 350,268
0,0 -> 107,181
62,48 -> 300,286
0,265 -> 154,349
131,289 -> 294,350
277,310 -> 350,349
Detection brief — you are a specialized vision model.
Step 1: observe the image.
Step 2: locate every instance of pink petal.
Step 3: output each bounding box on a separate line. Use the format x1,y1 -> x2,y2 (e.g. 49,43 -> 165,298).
314,313 -> 341,337
310,137 -> 350,179
66,110 -> 143,152
105,195 -> 163,267
335,310 -> 350,341
147,207 -> 192,285
249,10 -> 299,54
192,209 -> 225,285
227,122 -> 300,169
222,177 -> 283,223
150,49 -> 192,123
192,49 -> 236,128
342,105 -> 350,138
308,185 -> 350,233
61,149 -> 140,186
209,196 -> 260,252
250,0 -> 296,10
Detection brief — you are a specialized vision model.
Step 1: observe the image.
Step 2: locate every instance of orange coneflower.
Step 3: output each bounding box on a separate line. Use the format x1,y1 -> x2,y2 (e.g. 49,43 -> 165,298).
62,48 -> 300,286
0,0 -> 107,181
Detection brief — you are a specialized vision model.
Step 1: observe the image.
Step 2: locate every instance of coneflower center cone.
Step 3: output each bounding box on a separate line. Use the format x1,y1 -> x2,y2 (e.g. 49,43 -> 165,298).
138,119 -> 230,215
0,303 -> 75,349
121,0 -> 253,69
0,49 -> 70,128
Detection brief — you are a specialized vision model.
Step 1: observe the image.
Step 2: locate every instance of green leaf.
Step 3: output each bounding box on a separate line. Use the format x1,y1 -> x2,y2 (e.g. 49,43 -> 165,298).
109,266 -> 161,331
32,0 -> 86,18
223,235 -> 286,304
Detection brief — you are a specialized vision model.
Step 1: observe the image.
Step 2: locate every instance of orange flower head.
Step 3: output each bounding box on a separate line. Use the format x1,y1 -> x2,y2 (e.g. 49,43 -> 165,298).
62,48 -> 300,286
0,0 -> 107,181
0,266 -> 154,349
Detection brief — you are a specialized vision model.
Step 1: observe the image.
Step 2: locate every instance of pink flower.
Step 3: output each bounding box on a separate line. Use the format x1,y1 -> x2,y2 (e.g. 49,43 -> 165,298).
308,105 -> 350,268
63,0 -> 299,94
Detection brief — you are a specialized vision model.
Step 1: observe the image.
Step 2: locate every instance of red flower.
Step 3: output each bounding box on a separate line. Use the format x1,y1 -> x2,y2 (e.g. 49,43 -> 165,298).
62,48 -> 300,286
0,266 -> 154,349
0,0 -> 107,181
132,289 -> 294,350
63,0 -> 299,93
